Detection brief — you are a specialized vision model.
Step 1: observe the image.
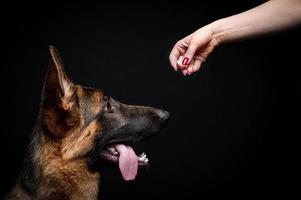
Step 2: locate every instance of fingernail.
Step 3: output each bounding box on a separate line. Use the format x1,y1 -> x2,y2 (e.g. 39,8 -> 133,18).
182,57 -> 189,65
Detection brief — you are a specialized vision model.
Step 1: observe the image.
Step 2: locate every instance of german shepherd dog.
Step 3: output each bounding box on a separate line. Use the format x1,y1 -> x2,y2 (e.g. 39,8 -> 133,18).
5,46 -> 169,200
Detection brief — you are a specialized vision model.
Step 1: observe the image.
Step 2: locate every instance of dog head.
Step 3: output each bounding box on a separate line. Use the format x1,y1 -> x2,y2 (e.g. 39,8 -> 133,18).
40,46 -> 169,181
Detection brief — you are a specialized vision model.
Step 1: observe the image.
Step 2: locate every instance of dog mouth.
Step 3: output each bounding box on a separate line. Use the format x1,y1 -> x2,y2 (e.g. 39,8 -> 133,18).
100,144 -> 149,181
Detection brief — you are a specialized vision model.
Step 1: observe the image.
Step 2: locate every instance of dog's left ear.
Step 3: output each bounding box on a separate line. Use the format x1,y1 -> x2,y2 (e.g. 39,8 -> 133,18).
43,45 -> 75,109
40,46 -> 78,136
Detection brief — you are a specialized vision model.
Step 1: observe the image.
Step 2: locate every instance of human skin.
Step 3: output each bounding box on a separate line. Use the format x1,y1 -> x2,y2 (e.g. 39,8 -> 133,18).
169,0 -> 301,76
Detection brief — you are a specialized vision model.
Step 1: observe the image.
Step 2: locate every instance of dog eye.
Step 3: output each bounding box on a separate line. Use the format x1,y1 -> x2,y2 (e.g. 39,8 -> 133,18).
103,95 -> 115,113
107,101 -> 111,111
106,100 -> 115,113
103,95 -> 109,102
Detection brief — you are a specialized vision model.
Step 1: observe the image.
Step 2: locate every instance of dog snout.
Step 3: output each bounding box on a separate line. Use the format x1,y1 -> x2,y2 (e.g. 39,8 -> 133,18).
153,109 -> 170,124
159,110 -> 170,121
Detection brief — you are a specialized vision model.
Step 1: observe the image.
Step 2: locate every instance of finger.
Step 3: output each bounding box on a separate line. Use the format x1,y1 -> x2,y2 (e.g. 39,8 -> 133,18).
177,55 -> 189,70
192,59 -> 202,73
169,47 -> 180,71
170,40 -> 187,71
182,42 -> 198,66
182,69 -> 188,76
187,62 -> 194,75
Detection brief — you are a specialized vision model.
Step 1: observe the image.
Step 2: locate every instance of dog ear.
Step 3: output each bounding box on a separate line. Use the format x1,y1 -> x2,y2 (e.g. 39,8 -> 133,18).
40,46 -> 79,136
43,45 -> 75,108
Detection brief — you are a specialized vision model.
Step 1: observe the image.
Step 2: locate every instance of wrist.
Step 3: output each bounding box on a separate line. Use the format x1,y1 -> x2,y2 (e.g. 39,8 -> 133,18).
209,19 -> 225,45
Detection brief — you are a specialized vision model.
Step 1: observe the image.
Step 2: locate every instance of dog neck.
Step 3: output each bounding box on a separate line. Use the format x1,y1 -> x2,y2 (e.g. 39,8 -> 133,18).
8,124 -> 100,200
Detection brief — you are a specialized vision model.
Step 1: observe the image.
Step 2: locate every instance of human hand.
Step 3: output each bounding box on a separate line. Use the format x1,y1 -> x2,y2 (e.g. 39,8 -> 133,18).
169,25 -> 219,76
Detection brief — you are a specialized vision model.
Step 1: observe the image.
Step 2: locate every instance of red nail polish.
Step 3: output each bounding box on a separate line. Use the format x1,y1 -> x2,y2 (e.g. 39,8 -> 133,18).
182,57 -> 189,65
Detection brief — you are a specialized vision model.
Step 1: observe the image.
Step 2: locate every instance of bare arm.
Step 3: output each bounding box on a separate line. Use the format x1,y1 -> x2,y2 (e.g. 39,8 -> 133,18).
170,0 -> 301,76
213,0 -> 301,43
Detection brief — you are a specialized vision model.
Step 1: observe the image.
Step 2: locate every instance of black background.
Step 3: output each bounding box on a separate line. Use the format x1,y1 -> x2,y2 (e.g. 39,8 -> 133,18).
0,1 -> 300,199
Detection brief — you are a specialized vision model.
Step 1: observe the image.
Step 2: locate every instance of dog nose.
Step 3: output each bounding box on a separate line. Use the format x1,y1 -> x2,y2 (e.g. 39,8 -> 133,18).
158,110 -> 170,122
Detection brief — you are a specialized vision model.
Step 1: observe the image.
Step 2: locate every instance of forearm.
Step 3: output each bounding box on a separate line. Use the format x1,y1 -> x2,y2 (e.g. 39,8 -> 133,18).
211,0 -> 301,44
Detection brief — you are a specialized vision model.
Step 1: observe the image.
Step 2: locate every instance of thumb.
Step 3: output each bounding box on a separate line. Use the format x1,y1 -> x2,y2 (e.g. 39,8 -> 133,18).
182,43 -> 198,66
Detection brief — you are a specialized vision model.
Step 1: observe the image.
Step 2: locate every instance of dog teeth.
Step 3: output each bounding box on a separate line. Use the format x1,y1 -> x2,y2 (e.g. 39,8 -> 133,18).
139,153 -> 149,163
108,147 -> 118,155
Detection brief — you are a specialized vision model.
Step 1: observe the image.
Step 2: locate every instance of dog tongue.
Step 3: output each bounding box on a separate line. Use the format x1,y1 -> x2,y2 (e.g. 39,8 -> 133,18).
115,144 -> 138,181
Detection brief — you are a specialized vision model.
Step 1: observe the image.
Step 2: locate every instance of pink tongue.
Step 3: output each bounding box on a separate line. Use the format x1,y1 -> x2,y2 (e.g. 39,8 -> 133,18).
115,144 -> 138,181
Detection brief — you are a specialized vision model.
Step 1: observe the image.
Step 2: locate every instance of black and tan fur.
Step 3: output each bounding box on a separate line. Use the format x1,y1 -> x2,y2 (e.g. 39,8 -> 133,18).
4,46 -> 169,200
